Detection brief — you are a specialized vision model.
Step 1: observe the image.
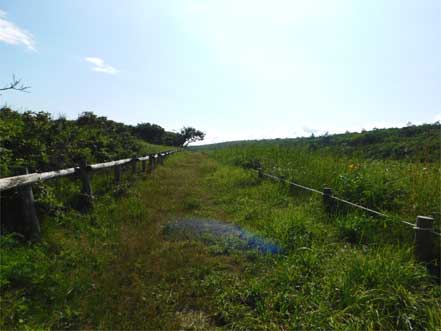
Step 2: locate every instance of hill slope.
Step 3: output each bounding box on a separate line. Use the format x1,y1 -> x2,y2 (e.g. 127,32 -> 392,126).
193,122 -> 440,162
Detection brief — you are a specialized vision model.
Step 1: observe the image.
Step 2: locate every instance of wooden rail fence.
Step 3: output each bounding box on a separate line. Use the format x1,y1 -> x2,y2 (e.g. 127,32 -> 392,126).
0,150 -> 176,241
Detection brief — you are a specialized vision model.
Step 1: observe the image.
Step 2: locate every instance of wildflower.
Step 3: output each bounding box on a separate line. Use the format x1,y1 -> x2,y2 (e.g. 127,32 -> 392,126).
348,163 -> 359,171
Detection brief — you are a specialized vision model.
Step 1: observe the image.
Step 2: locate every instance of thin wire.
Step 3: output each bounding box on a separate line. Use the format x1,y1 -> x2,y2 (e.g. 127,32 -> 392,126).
328,195 -> 388,218
400,220 -> 417,227
262,172 -> 324,195
255,168 -> 441,237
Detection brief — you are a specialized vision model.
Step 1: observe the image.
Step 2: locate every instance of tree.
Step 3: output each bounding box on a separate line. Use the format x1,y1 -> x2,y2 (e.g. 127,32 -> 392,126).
0,75 -> 30,95
134,123 -> 166,144
161,131 -> 178,146
76,112 -> 99,126
175,127 -> 205,147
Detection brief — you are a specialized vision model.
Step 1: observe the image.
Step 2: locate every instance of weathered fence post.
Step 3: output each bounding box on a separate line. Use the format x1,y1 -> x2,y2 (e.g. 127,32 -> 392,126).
17,168 -> 41,241
414,216 -> 434,264
323,187 -> 334,214
149,154 -> 156,172
114,164 -> 121,184
256,161 -> 263,178
131,156 -> 138,174
142,159 -> 147,173
77,159 -> 93,212
158,153 -> 164,165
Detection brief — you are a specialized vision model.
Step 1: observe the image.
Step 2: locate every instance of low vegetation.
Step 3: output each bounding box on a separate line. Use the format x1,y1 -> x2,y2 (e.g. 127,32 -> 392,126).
1,151 -> 440,330
203,127 -> 440,219
1,118 -> 440,329
195,122 -> 440,162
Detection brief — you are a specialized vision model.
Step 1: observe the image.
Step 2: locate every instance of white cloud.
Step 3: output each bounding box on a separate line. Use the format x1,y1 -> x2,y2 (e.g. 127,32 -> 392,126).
84,57 -> 118,74
0,9 -> 35,50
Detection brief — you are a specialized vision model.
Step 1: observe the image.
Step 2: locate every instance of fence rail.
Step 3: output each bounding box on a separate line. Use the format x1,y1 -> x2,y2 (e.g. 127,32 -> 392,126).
0,150 -> 177,241
0,151 -> 173,192
255,166 -> 440,265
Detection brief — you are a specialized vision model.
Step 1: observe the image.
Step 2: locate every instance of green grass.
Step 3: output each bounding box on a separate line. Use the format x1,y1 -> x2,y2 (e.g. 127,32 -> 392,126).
1,152 -> 440,330
207,143 -> 440,222
194,155 -> 440,330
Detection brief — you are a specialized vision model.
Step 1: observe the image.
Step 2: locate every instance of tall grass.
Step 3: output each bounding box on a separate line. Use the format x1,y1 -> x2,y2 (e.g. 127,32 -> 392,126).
209,143 -> 440,220
195,158 -> 441,330
207,143 -> 440,281
1,152 -> 440,330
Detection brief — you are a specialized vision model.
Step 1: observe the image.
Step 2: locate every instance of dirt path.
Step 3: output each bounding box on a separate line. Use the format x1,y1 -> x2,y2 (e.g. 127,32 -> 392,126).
82,152 -> 260,330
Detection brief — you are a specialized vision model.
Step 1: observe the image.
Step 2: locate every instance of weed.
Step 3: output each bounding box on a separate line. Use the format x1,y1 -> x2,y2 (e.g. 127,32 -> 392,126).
1,152 -> 440,330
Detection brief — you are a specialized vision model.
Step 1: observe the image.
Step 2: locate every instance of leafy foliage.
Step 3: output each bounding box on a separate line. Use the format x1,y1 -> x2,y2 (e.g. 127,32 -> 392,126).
174,127 -> 205,147
133,122 -> 166,145
0,108 -> 147,176
194,122 -> 441,162
0,107 -> 204,178
133,123 -> 205,147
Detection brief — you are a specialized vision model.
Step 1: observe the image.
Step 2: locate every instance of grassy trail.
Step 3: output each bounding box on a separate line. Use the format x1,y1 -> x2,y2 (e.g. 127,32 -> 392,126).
1,151 -> 440,330
76,151 -> 232,330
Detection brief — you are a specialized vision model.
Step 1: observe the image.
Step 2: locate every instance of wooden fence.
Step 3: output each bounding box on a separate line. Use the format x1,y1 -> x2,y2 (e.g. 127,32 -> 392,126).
0,150 -> 176,241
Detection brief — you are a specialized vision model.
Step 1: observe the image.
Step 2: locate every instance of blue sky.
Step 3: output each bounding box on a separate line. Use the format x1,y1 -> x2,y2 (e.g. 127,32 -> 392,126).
1,0 -> 440,144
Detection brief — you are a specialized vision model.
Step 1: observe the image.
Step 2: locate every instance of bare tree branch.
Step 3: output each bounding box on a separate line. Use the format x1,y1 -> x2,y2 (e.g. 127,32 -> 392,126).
0,75 -> 30,95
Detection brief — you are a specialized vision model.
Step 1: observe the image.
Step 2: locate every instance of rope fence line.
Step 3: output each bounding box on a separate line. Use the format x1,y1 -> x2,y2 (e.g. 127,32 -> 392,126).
253,167 -> 441,238
262,172 -> 324,195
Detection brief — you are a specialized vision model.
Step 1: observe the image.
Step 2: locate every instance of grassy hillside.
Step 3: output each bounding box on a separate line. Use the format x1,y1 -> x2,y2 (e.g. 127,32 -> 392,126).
196,123 -> 440,220
205,143 -> 440,218
194,122 -> 440,162
200,124 -> 440,286
1,152 -> 439,330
